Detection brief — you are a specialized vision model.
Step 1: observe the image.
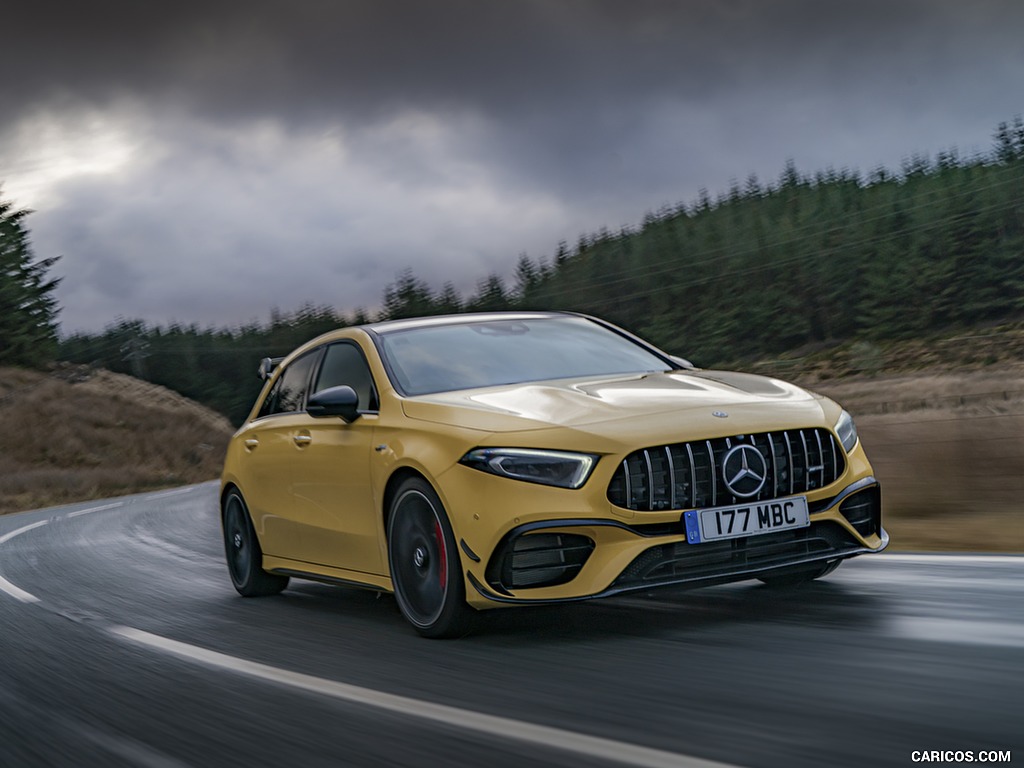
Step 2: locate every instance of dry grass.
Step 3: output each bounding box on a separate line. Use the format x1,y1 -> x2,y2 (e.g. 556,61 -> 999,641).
0,367 -> 232,515
813,370 -> 1024,552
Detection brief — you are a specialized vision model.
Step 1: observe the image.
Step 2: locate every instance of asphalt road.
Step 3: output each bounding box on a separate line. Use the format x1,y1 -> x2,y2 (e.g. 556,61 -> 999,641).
1,483 -> 1021,768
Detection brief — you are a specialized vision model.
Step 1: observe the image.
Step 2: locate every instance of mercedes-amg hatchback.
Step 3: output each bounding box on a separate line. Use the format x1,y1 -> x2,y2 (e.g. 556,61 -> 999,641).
221,312 -> 887,637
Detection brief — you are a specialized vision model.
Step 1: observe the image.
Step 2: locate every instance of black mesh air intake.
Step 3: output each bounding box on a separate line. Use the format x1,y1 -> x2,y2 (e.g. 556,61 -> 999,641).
487,532 -> 595,590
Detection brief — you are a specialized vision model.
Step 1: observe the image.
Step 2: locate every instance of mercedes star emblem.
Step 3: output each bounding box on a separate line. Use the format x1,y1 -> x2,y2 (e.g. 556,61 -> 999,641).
722,444 -> 768,498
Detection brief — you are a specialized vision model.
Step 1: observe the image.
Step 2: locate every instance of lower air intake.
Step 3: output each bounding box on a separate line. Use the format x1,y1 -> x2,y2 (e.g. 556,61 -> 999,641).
839,486 -> 882,537
487,532 -> 595,590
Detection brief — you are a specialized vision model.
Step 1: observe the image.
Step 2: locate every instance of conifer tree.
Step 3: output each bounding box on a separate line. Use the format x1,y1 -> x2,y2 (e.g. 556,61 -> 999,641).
380,268 -> 436,320
0,193 -> 61,367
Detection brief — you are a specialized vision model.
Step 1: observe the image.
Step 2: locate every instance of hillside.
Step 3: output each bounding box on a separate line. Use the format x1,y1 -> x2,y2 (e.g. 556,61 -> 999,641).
55,120 -> 1024,426
810,368 -> 1024,553
0,366 -> 234,514
2,359 -> 1022,552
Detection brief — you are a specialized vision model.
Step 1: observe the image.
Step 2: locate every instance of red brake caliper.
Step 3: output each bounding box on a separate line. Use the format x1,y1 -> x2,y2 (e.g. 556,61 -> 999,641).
434,519 -> 447,590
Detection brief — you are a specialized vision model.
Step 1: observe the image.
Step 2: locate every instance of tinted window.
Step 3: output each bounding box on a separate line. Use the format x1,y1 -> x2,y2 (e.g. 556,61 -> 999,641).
313,342 -> 379,411
257,350 -> 319,417
377,317 -> 671,396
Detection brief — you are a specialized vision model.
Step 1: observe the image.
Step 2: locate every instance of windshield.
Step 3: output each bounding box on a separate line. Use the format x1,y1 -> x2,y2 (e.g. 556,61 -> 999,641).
376,316 -> 673,396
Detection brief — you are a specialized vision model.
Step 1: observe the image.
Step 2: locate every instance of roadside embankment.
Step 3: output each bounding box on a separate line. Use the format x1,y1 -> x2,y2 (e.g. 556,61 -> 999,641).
814,369 -> 1024,552
0,367 -> 232,514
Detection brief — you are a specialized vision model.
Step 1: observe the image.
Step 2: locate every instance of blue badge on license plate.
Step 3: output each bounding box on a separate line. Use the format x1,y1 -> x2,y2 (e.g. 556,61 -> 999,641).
684,510 -> 702,544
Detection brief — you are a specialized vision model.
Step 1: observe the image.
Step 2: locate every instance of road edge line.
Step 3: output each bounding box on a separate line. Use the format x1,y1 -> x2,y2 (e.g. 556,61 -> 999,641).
110,625 -> 738,768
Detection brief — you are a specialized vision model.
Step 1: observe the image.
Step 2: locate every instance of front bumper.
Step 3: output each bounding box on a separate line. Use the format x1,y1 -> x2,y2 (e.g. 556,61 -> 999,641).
460,476 -> 887,607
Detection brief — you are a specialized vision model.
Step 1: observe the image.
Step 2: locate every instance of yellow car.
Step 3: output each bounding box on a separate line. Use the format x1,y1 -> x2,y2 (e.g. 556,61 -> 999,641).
220,312 -> 887,637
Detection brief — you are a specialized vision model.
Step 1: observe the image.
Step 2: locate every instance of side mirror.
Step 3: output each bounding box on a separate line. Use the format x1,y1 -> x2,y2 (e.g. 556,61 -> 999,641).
307,385 -> 360,423
258,356 -> 284,381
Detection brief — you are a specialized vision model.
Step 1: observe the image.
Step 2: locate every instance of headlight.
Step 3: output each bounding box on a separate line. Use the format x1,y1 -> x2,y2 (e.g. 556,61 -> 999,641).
459,448 -> 598,489
834,409 -> 858,453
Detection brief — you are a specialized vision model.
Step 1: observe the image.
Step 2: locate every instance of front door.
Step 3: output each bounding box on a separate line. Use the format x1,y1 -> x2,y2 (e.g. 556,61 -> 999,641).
283,340 -> 385,575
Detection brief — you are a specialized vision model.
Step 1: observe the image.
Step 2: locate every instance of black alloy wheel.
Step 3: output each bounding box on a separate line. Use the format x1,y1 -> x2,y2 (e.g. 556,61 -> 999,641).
387,477 -> 473,638
222,489 -> 289,596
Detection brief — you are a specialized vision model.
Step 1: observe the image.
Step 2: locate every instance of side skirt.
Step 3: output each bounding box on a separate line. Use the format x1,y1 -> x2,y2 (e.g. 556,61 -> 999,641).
263,555 -> 393,593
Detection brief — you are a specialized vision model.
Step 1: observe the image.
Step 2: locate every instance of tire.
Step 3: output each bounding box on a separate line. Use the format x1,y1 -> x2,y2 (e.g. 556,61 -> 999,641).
222,489 -> 289,597
387,477 -> 473,639
758,560 -> 840,588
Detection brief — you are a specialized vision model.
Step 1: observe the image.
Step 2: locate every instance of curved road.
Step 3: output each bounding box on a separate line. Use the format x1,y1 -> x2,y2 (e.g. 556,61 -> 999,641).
0,483 -> 1021,767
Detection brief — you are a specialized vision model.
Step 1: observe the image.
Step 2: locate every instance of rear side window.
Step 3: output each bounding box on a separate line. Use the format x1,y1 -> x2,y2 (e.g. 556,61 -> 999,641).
313,342 -> 379,412
257,350 -> 319,417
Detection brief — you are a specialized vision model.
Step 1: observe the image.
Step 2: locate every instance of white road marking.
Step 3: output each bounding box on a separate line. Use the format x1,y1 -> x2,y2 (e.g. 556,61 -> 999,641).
0,519 -> 50,546
892,617 -> 1024,649
110,626 -> 738,768
0,520 -> 51,602
147,487 -> 197,499
877,554 -> 1023,565
0,502 -> 123,604
0,573 -> 40,603
842,572 -> 1024,590
67,502 -> 124,518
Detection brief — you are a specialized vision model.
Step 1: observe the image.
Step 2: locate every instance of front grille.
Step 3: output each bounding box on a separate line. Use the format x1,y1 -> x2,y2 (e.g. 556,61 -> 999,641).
611,521 -> 859,590
607,428 -> 844,512
487,532 -> 595,590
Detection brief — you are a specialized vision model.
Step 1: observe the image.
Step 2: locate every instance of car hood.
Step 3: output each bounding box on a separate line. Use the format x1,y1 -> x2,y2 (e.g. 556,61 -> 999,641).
401,370 -> 832,438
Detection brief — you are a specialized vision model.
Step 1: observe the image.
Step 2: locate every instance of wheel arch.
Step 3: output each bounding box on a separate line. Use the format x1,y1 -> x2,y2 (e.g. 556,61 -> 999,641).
381,466 -> 474,637
220,482 -> 241,524
382,466 -> 432,540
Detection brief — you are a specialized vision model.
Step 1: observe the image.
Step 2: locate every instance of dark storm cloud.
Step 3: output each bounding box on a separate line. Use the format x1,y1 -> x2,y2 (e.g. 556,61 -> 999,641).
3,1 -> 1024,331
7,1 -> 1021,128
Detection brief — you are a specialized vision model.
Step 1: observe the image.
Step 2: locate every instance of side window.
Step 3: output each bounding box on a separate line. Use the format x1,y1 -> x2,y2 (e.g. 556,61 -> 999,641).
313,342 -> 379,412
257,350 -> 319,418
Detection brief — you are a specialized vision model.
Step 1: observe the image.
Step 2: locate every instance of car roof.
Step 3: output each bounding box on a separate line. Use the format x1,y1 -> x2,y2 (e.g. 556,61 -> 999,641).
364,311 -> 574,334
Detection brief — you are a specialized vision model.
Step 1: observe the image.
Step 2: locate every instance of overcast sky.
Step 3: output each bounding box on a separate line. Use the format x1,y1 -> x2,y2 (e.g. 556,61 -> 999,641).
2,0 -> 1023,333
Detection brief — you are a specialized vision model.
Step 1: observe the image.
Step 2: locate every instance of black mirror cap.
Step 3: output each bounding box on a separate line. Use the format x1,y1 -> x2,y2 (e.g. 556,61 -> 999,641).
307,385 -> 360,423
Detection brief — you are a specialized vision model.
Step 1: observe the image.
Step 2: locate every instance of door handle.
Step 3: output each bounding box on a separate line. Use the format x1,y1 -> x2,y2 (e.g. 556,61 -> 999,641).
244,438 -> 259,450
293,434 -> 313,446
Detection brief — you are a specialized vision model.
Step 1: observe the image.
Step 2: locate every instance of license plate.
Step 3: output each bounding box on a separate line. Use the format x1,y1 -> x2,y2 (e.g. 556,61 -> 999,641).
683,496 -> 810,544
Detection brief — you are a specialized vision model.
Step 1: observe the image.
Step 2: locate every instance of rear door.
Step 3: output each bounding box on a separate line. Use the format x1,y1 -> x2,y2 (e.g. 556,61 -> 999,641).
237,349 -> 321,555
